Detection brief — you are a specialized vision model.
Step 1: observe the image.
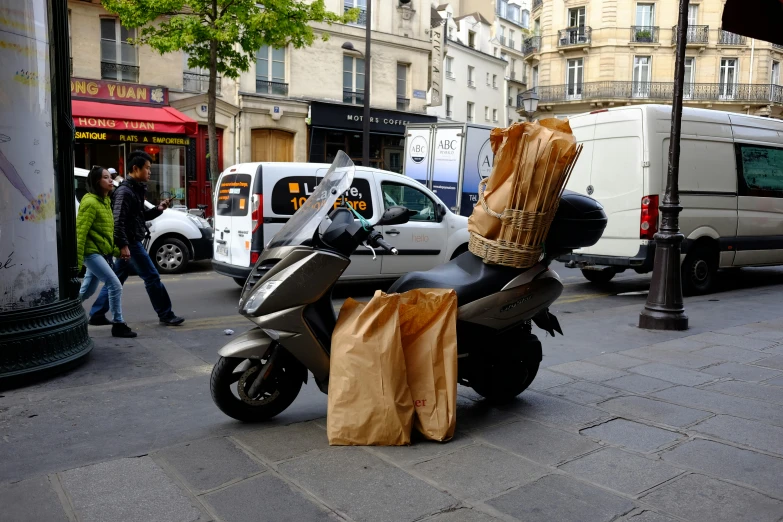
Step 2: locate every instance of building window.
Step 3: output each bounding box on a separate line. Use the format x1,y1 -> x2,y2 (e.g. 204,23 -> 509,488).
345,0 -> 367,27
532,65 -> 539,88
498,0 -> 508,18
183,54 -> 221,94
486,72 -> 491,85
566,58 -> 584,99
492,74 -> 498,88
343,55 -> 365,104
492,109 -> 498,122
688,4 -> 699,25
509,29 -> 516,49
568,7 -> 586,29
636,3 -> 655,27
445,56 -> 454,79
509,86 -> 515,106
256,46 -> 286,95
467,102 -> 475,122
534,19 -> 540,35
446,95 -> 453,119
468,66 -> 475,87
719,58 -> 738,99
772,61 -> 780,85
633,56 -> 652,97
469,30 -> 476,48
521,9 -> 530,28
501,52 -> 508,62
484,106 -> 490,121
684,57 -> 695,98
397,63 -> 409,110
100,18 -> 138,82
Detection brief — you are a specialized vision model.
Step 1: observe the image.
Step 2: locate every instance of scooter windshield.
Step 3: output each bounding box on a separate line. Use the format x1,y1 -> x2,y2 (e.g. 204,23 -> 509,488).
266,151 -> 355,249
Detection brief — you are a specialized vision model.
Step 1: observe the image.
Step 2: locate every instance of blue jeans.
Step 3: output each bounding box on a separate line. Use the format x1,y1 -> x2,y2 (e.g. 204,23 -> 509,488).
89,241 -> 173,320
81,254 -> 125,323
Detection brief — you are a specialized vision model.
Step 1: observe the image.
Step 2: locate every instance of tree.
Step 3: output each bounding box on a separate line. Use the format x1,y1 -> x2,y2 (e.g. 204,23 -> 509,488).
101,0 -> 357,192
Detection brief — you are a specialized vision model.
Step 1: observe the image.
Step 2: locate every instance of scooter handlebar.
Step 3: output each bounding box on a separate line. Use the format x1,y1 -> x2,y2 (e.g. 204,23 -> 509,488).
369,232 -> 398,255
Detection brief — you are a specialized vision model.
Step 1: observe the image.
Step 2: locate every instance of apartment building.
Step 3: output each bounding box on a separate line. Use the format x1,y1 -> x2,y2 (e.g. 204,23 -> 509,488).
67,0 -> 435,214
428,6 -> 507,126
519,0 -> 783,119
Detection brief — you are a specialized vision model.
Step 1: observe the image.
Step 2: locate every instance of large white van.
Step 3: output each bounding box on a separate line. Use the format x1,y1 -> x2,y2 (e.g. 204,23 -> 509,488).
559,105 -> 783,294
211,163 -> 470,286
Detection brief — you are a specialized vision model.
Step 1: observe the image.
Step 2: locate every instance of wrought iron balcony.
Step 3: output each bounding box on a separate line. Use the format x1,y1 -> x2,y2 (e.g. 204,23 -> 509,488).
523,36 -> 542,56
256,80 -> 288,96
345,6 -> 367,26
499,35 -> 506,46
631,26 -> 659,43
533,0 -> 542,11
468,79 -> 476,87
100,61 -> 139,83
558,27 -> 591,47
397,97 -> 410,111
719,29 -> 747,45
183,72 -> 221,95
343,89 -> 365,105
446,71 -> 455,80
672,25 -> 709,45
519,81 -> 783,106
509,39 -> 516,49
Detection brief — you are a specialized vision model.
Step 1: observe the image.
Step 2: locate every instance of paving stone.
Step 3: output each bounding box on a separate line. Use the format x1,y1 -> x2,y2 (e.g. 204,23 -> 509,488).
59,457 -> 203,522
716,325 -> 759,337
661,439 -> 783,498
204,472 -> 333,522
455,396 -> 517,433
559,447 -> 682,495
628,363 -> 717,387
234,421 -> 330,463
618,510 -> 679,522
599,396 -> 712,428
277,447 -> 455,522
156,437 -> 264,493
649,337 -> 711,352
620,347 -> 726,370
757,320 -> 783,332
653,386 -> 783,427
584,353 -> 648,370
546,361 -> 630,382
477,419 -> 599,466
546,381 -> 621,404
413,444 -> 549,501
603,375 -> 676,395
687,332 -> 778,351
694,344 -> 766,363
747,329 -> 783,342
641,474 -> 783,522
690,415 -> 783,456
488,474 -> 636,522
371,431 -> 474,465
755,354 -> 783,370
426,508 -> 502,521
527,369 -> 575,390
501,390 -> 610,429
701,362 -> 783,383
701,380 -> 783,406
580,419 -> 682,453
0,476 -> 69,522
765,375 -> 783,386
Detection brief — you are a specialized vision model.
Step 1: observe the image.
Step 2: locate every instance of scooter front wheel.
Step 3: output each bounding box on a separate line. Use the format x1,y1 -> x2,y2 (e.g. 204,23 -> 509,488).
210,349 -> 306,422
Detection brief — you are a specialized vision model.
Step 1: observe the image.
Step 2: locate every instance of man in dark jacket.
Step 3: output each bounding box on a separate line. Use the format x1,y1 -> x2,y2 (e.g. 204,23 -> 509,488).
88,151 -> 185,326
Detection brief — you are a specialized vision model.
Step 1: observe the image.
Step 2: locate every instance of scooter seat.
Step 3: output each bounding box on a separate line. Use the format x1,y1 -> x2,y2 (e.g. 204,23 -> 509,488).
388,251 -> 522,306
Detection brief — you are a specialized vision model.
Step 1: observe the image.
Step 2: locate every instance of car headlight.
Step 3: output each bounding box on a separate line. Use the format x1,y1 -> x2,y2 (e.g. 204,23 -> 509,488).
241,280 -> 282,315
186,214 -> 209,229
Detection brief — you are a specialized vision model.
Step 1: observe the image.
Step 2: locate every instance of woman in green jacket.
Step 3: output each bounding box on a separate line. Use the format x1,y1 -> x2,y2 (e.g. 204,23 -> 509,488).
77,166 -> 136,338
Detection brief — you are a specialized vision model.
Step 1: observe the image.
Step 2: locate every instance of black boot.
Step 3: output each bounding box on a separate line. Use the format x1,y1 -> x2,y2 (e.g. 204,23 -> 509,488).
160,314 -> 185,326
112,323 -> 138,338
89,314 -> 112,326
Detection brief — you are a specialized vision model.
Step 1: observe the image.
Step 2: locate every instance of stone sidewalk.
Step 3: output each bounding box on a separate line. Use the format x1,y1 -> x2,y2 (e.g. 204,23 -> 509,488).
3,303 -> 783,521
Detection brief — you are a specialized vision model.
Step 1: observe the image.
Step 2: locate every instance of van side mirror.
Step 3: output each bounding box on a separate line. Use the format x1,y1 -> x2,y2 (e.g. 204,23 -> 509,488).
437,203 -> 447,222
379,206 -> 417,226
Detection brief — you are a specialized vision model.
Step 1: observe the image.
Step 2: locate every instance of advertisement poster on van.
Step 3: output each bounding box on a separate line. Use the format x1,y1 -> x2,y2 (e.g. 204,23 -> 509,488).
431,127 -> 462,211
404,128 -> 431,186
461,126 -> 494,216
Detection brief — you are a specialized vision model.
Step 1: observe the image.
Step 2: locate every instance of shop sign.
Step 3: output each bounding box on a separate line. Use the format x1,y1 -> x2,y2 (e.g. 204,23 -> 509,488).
430,23 -> 444,107
70,77 -> 168,105
73,130 -> 191,145
309,102 -> 436,135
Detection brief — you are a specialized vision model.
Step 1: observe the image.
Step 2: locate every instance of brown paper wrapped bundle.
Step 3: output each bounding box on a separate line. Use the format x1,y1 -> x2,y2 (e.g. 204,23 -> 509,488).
467,118 -> 583,268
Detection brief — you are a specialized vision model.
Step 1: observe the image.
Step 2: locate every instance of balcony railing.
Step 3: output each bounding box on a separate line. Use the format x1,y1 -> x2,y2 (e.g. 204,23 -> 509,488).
533,0 -> 542,11
343,89 -> 365,105
631,26 -> 659,43
499,35 -> 506,46
345,6 -> 367,26
183,72 -> 221,95
509,39 -> 516,49
468,80 -> 476,87
775,43 -> 783,50
446,110 -> 453,119
397,97 -> 410,111
520,81 -> 783,105
719,29 -> 747,45
558,27 -> 592,47
256,80 -> 288,96
446,71 -> 455,80
523,36 -> 542,56
672,25 -> 709,45
100,61 -> 139,83
467,115 -> 474,122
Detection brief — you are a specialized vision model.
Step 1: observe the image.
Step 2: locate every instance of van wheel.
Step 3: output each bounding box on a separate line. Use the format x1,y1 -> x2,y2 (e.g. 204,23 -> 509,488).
233,277 -> 247,287
153,237 -> 190,274
581,267 -> 616,284
682,246 -> 717,295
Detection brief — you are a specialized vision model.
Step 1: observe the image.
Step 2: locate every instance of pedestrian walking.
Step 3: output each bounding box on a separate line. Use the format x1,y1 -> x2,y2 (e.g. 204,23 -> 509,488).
77,166 -> 137,338
87,150 -> 185,326
108,167 -> 124,187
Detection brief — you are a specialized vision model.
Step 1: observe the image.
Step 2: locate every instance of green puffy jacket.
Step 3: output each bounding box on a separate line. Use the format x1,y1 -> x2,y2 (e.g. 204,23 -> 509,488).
76,192 -> 119,267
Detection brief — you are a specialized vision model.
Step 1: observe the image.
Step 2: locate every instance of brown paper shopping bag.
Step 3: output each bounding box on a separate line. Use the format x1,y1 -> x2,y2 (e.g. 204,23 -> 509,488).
399,289 -> 458,442
327,292 -> 414,446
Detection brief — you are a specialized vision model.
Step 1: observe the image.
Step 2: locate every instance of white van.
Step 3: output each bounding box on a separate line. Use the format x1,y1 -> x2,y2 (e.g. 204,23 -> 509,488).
211,162 -> 470,286
559,104 -> 783,294
75,168 -> 214,274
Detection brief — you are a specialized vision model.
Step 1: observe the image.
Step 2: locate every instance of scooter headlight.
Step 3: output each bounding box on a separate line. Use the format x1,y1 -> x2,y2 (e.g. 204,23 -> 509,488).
242,280 -> 282,315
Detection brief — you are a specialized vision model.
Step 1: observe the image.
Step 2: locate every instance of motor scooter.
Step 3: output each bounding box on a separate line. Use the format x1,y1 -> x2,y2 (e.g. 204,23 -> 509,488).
210,151 -> 607,422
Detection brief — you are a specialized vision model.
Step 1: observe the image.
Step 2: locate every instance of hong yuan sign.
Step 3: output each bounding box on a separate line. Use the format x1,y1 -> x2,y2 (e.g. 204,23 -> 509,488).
70,78 -> 168,105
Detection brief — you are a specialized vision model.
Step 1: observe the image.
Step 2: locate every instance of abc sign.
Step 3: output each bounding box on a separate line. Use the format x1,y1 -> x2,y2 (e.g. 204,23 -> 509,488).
410,135 -> 428,163
439,139 -> 458,150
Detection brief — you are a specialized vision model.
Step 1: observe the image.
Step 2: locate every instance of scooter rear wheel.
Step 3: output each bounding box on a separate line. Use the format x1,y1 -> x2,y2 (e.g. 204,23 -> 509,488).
469,341 -> 542,404
210,349 -> 306,422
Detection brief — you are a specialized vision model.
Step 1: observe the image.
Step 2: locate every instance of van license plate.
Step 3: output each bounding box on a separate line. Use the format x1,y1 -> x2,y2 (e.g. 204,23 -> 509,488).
217,246 -> 228,256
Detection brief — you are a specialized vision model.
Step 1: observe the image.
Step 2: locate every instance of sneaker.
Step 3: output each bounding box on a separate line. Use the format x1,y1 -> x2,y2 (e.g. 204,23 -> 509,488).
88,314 -> 112,326
160,314 -> 185,326
111,323 -> 138,338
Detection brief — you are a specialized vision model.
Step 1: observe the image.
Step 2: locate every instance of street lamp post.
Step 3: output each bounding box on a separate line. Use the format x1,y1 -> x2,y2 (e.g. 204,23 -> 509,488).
519,89 -> 539,121
638,0 -> 690,331
341,0 -> 372,168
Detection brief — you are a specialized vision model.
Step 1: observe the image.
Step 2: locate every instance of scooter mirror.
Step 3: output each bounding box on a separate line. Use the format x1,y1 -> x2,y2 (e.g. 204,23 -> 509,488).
378,206 -> 417,226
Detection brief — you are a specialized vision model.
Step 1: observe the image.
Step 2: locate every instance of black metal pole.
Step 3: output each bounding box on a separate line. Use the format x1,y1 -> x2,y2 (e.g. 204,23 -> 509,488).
639,0 -> 689,330
362,1 -> 371,167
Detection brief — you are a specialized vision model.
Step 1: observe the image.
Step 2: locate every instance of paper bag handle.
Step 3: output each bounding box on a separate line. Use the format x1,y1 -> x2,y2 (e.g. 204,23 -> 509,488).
478,178 -> 503,220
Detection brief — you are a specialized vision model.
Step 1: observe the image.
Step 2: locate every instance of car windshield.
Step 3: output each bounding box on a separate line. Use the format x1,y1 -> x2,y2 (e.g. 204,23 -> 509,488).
266,151 -> 355,249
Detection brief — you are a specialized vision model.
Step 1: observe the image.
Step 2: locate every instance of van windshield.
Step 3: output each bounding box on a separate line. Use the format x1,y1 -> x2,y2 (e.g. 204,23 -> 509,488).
216,174 -> 252,216
266,151 -> 354,249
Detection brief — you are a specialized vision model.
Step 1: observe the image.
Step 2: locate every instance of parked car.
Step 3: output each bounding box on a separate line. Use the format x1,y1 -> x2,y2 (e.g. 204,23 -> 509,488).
558,104 -> 783,294
211,162 -> 471,286
74,167 -> 213,274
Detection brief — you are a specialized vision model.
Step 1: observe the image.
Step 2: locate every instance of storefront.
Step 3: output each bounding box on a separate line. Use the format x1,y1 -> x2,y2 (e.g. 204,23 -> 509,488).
308,101 -> 436,172
70,78 -> 197,206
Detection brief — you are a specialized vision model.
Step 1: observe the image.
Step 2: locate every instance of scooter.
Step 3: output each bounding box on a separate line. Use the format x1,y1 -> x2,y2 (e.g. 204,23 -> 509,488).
210,151 -> 607,422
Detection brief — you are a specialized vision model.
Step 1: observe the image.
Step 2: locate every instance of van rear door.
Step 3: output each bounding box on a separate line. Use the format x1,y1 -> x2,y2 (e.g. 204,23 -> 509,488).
214,171 -> 252,267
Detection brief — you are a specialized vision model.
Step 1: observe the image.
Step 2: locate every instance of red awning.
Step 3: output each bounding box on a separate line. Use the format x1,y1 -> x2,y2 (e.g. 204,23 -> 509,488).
72,100 -> 198,135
